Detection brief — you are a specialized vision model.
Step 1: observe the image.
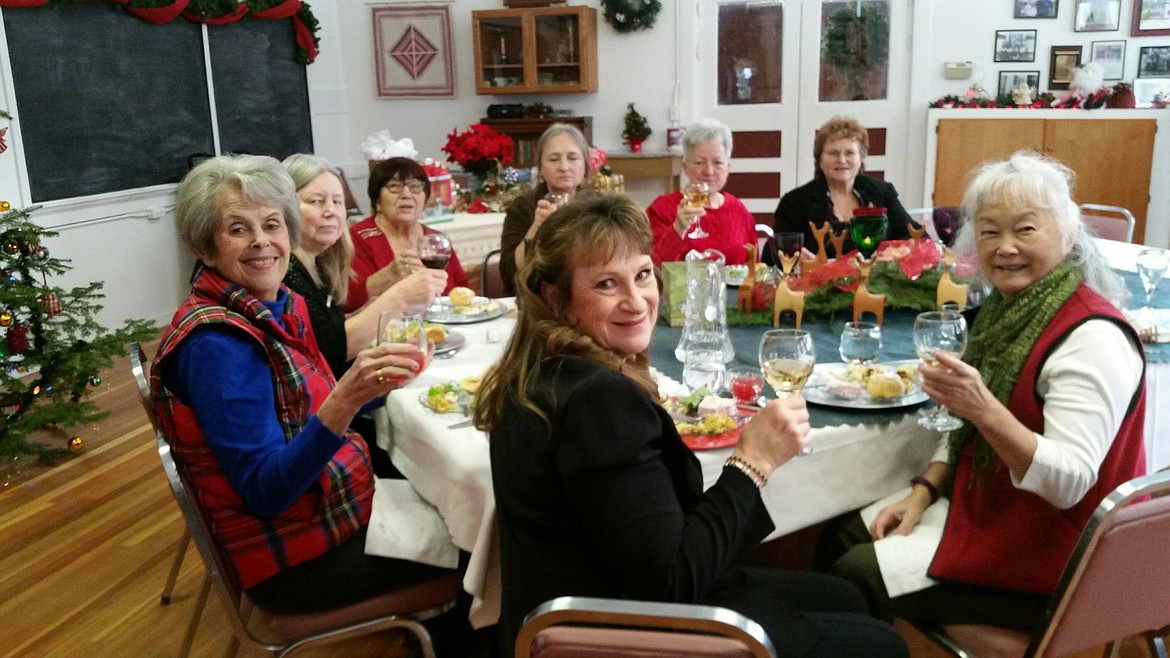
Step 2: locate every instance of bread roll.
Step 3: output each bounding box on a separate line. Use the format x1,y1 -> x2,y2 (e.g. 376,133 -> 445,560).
866,372 -> 905,399
448,286 -> 476,307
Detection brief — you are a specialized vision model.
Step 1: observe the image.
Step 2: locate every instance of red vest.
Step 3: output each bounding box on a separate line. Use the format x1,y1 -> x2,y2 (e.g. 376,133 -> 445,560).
928,284 -> 1146,595
151,270 -> 374,589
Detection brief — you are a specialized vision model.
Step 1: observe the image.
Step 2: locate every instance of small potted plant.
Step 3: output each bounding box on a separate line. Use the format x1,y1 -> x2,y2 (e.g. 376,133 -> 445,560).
621,103 -> 652,153
1107,82 -> 1136,109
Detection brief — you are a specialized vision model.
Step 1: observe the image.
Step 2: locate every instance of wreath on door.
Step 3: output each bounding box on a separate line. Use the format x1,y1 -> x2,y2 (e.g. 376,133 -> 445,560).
600,0 -> 661,33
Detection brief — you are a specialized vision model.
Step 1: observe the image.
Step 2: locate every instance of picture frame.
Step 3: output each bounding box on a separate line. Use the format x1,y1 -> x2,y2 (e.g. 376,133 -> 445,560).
1014,0 -> 1059,17
1090,39 -> 1126,79
998,70 -> 1042,97
1074,0 -> 1122,31
1131,0 -> 1170,36
372,5 -> 455,99
994,29 -> 1038,62
1139,45 -> 1170,77
666,127 -> 685,152
1049,45 -> 1083,89
1133,77 -> 1170,106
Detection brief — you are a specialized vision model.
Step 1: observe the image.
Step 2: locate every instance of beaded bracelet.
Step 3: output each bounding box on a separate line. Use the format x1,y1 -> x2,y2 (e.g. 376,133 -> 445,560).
725,456 -> 767,489
911,475 -> 941,505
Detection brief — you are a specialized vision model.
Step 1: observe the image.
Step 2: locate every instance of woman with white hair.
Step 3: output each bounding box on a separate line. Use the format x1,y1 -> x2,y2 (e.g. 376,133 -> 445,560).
814,151 -> 1146,633
646,118 -> 758,265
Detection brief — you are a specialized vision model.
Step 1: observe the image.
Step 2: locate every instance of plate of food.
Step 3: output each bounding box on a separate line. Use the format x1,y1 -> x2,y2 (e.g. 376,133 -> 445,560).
433,331 -> 466,356
418,376 -> 482,414
664,389 -> 753,451
424,287 -> 507,324
724,264 -> 750,287
803,361 -> 928,410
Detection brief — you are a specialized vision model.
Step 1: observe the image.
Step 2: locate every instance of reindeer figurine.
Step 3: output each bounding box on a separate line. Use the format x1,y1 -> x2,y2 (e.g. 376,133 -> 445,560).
828,228 -> 847,258
737,242 -> 758,312
936,249 -> 969,311
808,221 -> 832,267
852,259 -> 887,326
773,278 -> 806,329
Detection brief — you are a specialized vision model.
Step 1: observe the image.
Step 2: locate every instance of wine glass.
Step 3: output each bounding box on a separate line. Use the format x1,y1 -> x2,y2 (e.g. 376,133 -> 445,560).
684,182 -> 710,239
376,309 -> 427,381
1136,248 -> 1169,311
914,310 -> 969,432
932,207 -> 964,248
682,349 -> 727,398
417,233 -> 453,270
850,213 -> 888,262
776,232 -> 804,277
758,329 -> 816,399
544,192 -> 570,211
839,321 -> 882,365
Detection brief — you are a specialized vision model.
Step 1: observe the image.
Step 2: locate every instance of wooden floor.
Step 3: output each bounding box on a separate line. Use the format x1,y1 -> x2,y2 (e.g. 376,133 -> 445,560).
0,341 -> 1160,658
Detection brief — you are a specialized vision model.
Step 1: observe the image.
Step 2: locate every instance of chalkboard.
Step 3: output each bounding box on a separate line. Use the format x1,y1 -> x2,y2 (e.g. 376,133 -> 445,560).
4,3 -> 215,202
209,18 -> 313,160
3,4 -> 314,203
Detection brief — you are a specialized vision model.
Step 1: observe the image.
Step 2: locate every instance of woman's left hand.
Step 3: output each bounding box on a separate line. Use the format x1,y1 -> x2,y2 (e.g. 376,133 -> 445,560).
919,351 -> 995,422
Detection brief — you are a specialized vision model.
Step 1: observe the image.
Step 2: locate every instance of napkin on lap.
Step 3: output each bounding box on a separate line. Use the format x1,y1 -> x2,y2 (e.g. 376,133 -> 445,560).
365,478 -> 459,568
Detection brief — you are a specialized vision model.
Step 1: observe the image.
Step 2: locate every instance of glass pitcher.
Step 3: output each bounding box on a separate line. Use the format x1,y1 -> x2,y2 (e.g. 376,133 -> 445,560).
675,249 -> 734,364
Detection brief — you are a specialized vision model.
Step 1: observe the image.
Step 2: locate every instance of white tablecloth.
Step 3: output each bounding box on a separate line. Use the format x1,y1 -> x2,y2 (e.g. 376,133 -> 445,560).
374,305 -> 941,628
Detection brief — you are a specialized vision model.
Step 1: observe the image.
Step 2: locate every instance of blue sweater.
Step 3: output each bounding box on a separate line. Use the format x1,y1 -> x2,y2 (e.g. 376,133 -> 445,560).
163,293 -> 380,517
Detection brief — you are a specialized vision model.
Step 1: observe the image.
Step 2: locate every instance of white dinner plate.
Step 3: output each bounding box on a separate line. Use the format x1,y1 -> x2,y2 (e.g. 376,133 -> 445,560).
433,331 -> 466,355
724,265 -> 749,287
424,297 -> 507,324
802,361 -> 930,410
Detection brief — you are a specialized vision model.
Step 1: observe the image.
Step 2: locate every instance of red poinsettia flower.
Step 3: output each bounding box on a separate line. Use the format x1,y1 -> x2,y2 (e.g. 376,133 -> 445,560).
441,123 -> 514,180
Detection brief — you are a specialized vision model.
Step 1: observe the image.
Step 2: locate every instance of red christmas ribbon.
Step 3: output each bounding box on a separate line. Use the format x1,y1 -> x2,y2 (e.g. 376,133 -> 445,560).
122,0 -> 191,24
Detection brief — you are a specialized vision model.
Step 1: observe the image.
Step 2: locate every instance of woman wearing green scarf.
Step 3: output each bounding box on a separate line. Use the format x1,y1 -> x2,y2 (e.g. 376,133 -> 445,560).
814,152 -> 1147,633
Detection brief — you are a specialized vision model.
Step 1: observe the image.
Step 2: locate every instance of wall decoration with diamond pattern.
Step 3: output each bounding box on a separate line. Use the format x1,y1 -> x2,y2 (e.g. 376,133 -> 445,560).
373,4 -> 456,99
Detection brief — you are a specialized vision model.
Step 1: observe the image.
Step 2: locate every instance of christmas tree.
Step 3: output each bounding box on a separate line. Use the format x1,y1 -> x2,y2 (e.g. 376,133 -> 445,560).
621,103 -> 652,150
1,154 -> 156,465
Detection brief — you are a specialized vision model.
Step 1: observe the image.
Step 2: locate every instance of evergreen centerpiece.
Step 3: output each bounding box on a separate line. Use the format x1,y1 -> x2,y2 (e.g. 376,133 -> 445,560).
621,103 -> 652,153
0,202 -> 156,465
441,123 -> 515,194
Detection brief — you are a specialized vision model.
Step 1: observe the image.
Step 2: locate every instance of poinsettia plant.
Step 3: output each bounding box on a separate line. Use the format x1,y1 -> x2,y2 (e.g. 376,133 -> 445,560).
441,123 -> 514,182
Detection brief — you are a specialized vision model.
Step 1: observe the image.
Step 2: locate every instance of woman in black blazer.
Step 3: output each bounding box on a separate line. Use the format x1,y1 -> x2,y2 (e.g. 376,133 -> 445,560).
774,116 -> 918,259
473,194 -> 908,658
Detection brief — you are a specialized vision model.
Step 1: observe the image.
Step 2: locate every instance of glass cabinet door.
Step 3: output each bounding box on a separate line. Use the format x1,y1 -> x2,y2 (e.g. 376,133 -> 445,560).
534,13 -> 581,88
478,16 -> 525,91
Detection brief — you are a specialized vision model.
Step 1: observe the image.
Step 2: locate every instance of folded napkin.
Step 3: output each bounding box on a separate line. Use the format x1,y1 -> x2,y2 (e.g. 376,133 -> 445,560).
365,478 -> 459,568
860,486 -> 950,598
1123,308 -> 1170,343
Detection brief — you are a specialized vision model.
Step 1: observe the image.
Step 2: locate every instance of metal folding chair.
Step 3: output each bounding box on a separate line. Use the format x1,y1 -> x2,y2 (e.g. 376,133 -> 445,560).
1078,204 -> 1135,243
481,248 -> 506,298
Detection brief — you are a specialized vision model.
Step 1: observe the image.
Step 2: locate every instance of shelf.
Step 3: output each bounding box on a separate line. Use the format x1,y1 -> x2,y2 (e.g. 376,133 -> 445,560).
472,6 -> 597,96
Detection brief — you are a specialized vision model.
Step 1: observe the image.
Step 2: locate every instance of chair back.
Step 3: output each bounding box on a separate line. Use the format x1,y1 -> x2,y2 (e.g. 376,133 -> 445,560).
1079,204 -> 1135,243
755,224 -> 775,263
129,342 -> 159,431
1026,469 -> 1170,657
482,248 -> 506,298
515,596 -> 775,658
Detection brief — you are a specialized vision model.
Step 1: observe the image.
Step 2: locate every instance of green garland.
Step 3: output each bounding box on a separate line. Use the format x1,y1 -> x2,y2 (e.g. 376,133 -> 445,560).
727,262 -> 950,326
601,0 -> 662,33
821,4 -> 889,72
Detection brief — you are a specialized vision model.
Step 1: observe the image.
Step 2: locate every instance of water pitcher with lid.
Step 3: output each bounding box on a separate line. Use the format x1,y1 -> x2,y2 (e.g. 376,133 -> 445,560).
675,248 -> 734,363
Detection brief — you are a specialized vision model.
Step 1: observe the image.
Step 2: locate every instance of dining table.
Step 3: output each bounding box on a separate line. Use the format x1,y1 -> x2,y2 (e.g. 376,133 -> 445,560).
374,237 -> 1169,629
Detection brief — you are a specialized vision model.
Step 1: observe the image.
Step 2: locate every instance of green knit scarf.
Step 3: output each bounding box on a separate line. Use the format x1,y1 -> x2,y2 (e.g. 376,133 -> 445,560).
947,259 -> 1084,478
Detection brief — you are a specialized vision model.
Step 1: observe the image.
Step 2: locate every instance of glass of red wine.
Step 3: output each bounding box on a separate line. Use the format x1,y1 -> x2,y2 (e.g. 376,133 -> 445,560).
932,207 -> 963,248
418,233 -> 453,270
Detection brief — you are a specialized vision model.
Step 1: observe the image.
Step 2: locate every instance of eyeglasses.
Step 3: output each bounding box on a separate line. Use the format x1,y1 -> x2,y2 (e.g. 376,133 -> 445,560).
384,179 -> 426,194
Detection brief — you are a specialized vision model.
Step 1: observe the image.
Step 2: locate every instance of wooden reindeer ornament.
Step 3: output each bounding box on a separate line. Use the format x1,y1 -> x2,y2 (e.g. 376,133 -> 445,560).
808,221 -> 831,267
773,278 -> 806,329
737,242 -> 758,312
908,223 -> 927,240
828,228 -> 847,258
936,249 -> 969,311
852,259 -> 886,326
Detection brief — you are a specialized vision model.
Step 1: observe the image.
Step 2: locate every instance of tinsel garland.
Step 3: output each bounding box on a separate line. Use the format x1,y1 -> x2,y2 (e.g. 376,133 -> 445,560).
601,0 -> 661,33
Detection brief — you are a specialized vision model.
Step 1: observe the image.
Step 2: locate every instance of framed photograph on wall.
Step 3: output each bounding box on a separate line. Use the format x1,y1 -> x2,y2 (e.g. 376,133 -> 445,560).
1049,45 -> 1083,89
1139,45 -> 1170,77
1091,40 -> 1126,79
1014,0 -> 1059,18
1133,78 -> 1170,106
998,70 -> 1041,97
1131,0 -> 1170,36
994,29 -> 1038,62
1074,0 -> 1122,30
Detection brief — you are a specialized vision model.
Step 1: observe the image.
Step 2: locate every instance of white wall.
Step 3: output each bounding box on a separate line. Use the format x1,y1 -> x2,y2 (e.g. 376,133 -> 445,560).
1,0 -> 1167,329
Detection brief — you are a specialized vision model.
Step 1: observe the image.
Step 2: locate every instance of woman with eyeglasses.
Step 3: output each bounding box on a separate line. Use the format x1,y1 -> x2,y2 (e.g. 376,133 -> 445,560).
345,157 -> 469,312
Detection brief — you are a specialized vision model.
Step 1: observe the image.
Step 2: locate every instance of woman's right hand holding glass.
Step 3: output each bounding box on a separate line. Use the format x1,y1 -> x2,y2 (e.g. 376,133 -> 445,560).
674,198 -> 705,238
317,342 -> 427,434
733,394 -> 810,478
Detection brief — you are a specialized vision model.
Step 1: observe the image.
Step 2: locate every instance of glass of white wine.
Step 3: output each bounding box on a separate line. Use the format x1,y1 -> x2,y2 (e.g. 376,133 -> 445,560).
759,329 -> 816,454
914,310 -> 969,432
1136,248 -> 1169,312
684,181 -> 710,239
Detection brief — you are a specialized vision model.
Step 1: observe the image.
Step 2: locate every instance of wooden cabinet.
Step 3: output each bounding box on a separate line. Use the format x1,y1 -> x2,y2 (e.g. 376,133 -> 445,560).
472,6 -> 597,95
481,116 -> 592,169
934,117 -> 1156,242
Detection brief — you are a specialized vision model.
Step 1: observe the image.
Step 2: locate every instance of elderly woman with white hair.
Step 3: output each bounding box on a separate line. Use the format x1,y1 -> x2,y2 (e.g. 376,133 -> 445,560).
813,151 -> 1147,633
646,118 -> 757,265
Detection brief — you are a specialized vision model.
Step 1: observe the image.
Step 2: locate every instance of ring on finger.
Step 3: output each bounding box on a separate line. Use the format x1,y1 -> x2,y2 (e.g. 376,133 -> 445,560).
376,368 -> 386,383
